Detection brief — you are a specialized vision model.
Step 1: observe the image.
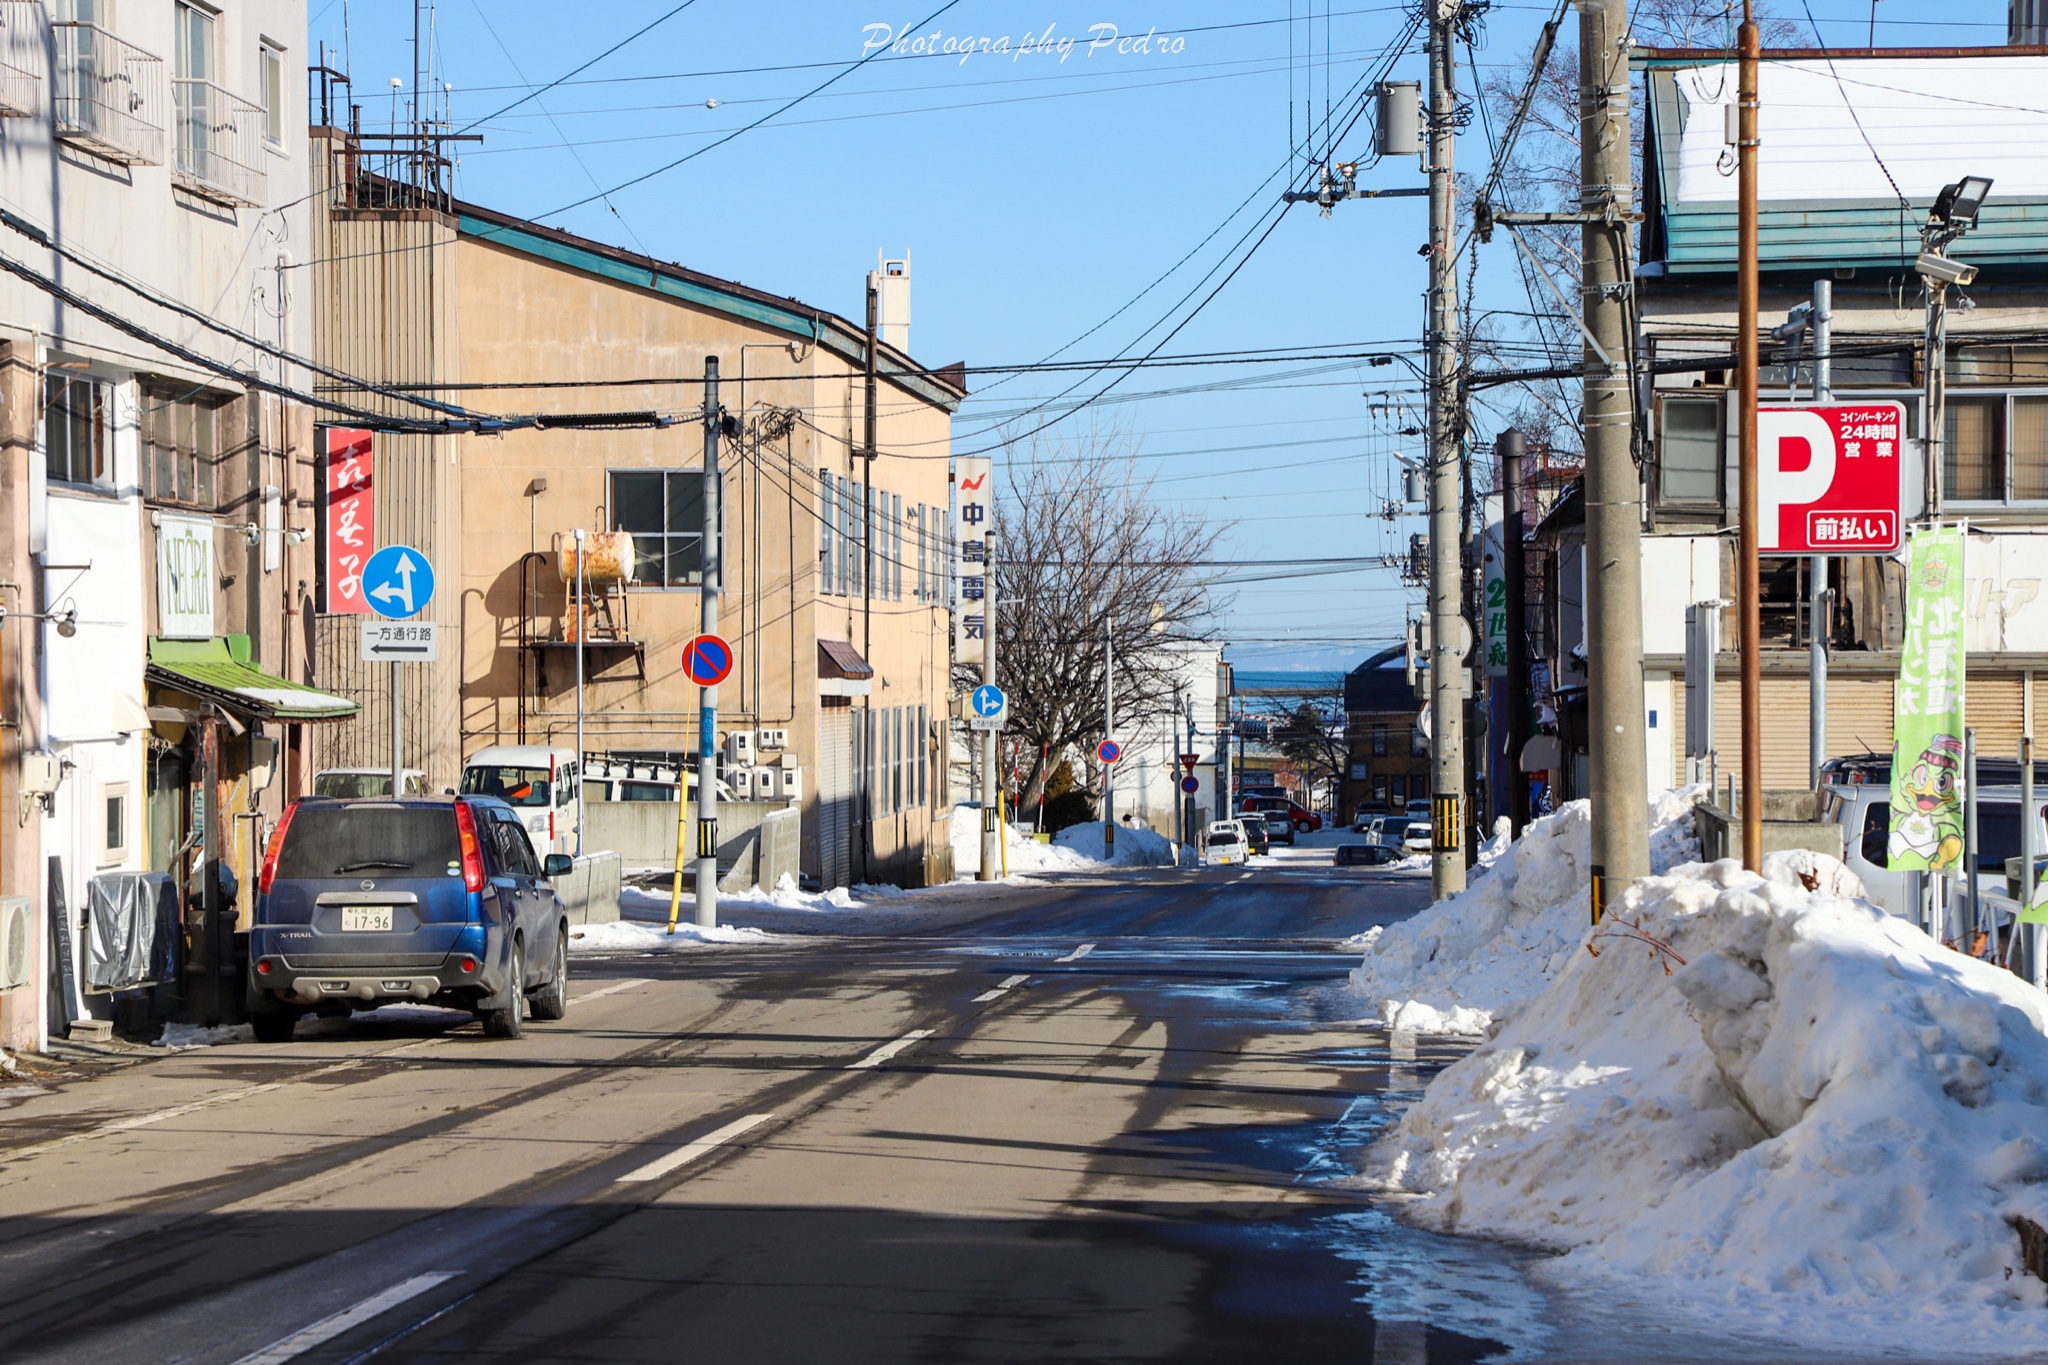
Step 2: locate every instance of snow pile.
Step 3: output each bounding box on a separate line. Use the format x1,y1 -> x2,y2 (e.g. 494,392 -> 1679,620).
1363,851 -> 2048,1356
156,1022 -> 255,1049
570,918 -> 777,953
950,812 -> 1100,877
1052,821 -> 1177,867
620,875 -> 861,918
1345,790 -> 1703,1034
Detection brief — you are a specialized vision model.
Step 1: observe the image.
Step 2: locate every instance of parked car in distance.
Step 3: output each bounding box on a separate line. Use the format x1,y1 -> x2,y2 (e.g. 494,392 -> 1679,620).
1822,779 -> 2045,919
1351,804 -> 1379,832
1202,819 -> 1249,866
248,795 -> 572,1043
1242,816 -> 1271,856
1402,820 -> 1432,853
1263,809 -> 1296,847
313,768 -> 428,798
1335,842 -> 1405,867
1406,797 -> 1431,823
1241,795 -> 1323,833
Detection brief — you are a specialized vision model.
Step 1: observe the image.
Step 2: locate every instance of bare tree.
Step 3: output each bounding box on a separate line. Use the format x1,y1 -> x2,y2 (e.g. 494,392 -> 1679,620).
1468,0 -> 1808,447
967,422 -> 1230,811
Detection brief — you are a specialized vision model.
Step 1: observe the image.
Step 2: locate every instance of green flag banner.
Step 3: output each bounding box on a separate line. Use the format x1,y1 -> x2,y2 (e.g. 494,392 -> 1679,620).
1889,526 -> 1967,872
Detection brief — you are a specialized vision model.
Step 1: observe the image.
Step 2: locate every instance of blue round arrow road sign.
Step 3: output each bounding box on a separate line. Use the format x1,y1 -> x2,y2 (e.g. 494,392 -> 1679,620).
1097,739 -> 1121,764
971,683 -> 1006,718
362,545 -> 435,620
1180,775 -> 1200,795
683,634 -> 734,686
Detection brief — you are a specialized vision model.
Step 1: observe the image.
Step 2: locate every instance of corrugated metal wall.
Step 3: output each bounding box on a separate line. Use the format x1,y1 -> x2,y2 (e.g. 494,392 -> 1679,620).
306,131 -> 465,787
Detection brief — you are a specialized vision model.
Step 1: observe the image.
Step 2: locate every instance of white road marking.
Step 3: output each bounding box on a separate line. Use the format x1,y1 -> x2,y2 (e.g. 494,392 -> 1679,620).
1235,871 -> 1254,882
230,1272 -> 459,1365
1054,943 -> 1096,964
616,1112 -> 776,1184
970,973 -> 1030,1003
572,978 -> 651,1006
846,1028 -> 935,1071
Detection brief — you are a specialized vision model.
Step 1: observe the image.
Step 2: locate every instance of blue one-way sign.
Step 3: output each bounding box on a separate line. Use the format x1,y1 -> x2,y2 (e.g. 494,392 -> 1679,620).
362,545 -> 435,620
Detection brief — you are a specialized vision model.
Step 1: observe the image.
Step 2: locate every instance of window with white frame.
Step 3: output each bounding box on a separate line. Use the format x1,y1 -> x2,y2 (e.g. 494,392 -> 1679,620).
260,40 -> 285,146
98,783 -> 130,866
1657,394 -> 1722,505
45,374 -> 110,487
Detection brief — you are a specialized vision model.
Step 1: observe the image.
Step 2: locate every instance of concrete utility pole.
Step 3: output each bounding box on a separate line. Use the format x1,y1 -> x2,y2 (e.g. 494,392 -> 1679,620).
863,280 -> 878,662
1810,280 -> 1833,786
1425,0 -> 1469,900
1580,0 -> 1652,910
977,530 -> 1000,882
695,356 -> 723,928
1736,6 -> 1763,873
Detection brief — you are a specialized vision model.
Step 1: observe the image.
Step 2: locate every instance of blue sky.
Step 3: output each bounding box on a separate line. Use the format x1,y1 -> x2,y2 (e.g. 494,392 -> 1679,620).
311,0 -> 2007,672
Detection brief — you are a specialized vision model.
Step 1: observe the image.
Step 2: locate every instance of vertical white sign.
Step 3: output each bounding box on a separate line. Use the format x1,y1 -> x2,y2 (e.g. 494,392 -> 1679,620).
954,457 -> 992,665
155,513 -> 216,640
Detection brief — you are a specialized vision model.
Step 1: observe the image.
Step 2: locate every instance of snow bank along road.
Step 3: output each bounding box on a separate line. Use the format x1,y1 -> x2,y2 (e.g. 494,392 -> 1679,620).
0,849 -> 1499,1365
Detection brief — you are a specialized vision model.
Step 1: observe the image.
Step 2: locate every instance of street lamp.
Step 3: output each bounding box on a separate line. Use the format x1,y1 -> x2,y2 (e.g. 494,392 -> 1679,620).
1918,175 -> 1993,519
0,604 -> 77,637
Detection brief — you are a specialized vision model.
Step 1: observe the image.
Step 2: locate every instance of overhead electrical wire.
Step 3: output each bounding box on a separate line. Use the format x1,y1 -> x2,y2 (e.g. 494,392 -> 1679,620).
454,0 -> 705,134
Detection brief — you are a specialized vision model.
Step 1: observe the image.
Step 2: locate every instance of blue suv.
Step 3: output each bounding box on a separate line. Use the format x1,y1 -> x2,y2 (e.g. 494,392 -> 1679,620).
247,796 -> 571,1041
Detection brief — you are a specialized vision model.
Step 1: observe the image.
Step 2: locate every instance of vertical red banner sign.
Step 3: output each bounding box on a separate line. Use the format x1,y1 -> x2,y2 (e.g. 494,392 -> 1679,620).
322,428 -> 375,614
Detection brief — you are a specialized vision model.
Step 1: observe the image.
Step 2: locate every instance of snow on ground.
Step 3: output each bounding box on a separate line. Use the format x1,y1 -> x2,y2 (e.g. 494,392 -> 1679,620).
1361,850 -> 2048,1358
570,918 -> 778,953
156,1022 -> 255,1049
1343,790 -> 1704,1034
1051,821 -> 1177,867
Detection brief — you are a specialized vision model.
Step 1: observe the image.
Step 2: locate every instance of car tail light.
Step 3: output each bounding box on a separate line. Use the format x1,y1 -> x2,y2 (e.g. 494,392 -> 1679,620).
454,801 -> 487,893
258,801 -> 299,895
256,959 -> 273,975
460,956 -> 477,973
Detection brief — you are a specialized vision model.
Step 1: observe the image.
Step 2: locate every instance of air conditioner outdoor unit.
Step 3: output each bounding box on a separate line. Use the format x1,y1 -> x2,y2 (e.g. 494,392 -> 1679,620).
780,767 -> 804,801
0,898 -> 29,992
724,732 -> 754,766
728,766 -> 755,799
757,728 -> 789,752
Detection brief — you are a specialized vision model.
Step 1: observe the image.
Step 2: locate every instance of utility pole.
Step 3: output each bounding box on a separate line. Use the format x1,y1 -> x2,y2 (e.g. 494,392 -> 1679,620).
1499,430 -> 1532,835
863,278 -> 878,663
977,530 -> 1000,882
573,527 -> 586,854
1810,280 -> 1832,786
695,356 -> 723,928
1425,0 -> 1468,900
1736,4 -> 1763,873
1103,613 -> 1115,861
1581,0 -> 1653,908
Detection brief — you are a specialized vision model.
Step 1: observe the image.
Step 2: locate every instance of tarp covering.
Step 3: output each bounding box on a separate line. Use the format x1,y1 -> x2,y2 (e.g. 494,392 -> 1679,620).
86,872 -> 178,992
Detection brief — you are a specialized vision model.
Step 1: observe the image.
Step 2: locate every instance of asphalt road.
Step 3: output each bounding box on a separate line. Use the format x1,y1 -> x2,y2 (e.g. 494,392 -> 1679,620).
0,845 -> 1541,1365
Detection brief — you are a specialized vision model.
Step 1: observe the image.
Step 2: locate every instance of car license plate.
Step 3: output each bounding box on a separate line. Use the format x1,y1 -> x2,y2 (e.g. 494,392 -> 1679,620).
341,907 -> 392,932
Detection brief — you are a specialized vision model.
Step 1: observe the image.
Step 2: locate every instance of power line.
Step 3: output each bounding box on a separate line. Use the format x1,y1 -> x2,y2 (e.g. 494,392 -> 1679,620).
454,0 -> 705,134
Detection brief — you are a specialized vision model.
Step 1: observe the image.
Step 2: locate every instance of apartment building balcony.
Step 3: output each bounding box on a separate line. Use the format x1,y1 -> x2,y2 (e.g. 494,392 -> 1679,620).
0,2 -> 40,119
172,78 -> 266,207
52,21 -> 164,165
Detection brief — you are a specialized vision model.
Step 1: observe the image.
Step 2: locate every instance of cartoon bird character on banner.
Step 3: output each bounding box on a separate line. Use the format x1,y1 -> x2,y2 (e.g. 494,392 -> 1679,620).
1890,733 -> 1966,869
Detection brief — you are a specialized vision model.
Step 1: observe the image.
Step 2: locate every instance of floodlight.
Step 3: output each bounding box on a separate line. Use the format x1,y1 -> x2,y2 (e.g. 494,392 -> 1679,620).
1931,176 -> 1994,228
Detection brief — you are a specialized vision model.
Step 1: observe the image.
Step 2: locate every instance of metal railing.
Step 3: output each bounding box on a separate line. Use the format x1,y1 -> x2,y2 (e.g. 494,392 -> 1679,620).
52,21 -> 163,165
172,77 -> 266,206
0,1 -> 40,119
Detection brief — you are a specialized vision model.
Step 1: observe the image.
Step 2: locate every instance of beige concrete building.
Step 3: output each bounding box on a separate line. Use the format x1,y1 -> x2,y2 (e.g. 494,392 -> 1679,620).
308,128 -> 965,888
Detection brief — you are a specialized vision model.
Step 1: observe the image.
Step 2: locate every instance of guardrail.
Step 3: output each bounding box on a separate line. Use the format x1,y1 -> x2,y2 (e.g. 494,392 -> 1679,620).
52,21 -> 163,165
172,77 -> 266,206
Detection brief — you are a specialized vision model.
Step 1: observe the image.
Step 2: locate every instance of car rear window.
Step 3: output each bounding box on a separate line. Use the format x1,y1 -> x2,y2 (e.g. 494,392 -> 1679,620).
1207,831 -> 1240,846
275,805 -> 463,880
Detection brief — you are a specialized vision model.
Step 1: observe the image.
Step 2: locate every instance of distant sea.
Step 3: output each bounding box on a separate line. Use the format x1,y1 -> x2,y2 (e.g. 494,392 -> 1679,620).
1233,669 -> 1345,692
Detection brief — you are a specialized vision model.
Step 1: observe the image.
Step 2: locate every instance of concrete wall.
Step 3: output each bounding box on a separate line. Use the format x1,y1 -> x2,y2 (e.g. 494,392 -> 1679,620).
585,799 -> 799,892
549,852 -> 621,926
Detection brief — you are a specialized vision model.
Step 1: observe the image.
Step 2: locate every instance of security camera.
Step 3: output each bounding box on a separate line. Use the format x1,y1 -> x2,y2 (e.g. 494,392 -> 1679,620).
1915,252 -> 1978,286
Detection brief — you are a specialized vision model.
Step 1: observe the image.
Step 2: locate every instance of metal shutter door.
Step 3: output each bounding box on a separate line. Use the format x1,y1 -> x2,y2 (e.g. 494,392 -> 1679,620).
819,706 -> 852,889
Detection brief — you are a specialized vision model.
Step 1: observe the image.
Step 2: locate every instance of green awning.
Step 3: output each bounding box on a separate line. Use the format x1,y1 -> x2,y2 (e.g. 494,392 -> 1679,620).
147,635 -> 359,723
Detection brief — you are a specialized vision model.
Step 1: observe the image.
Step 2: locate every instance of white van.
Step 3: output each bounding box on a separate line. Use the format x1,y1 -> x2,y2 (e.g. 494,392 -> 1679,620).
460,745 -> 581,857
312,768 -> 427,798
1824,780 -> 2046,919
1203,819 -> 1249,867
